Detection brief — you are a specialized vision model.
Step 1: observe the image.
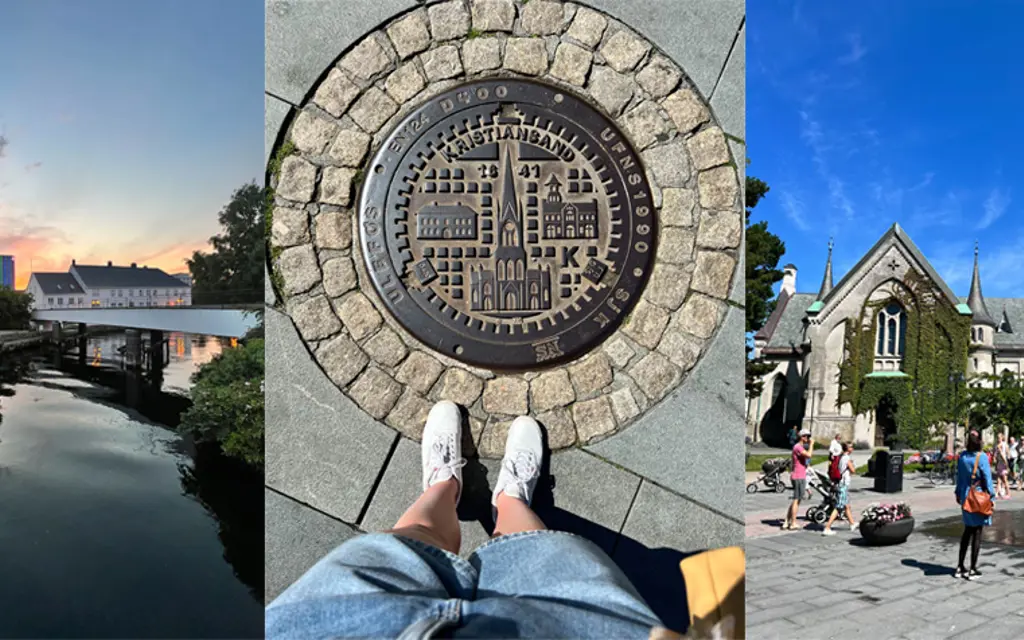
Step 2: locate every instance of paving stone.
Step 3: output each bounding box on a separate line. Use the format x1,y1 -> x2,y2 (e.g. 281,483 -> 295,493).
657,226 -> 696,265
603,336 -> 636,369
661,87 -> 710,134
265,264 -> 277,306
421,45 -> 463,81
312,68 -> 362,118
319,167 -> 357,207
428,1 -> 470,41
660,188 -> 695,227
471,0 -> 515,32
572,396 -> 616,443
697,209 -> 742,249
599,29 -> 650,73
568,351 -> 613,397
361,438 -> 493,554
336,292 -> 383,341
315,210 -> 353,251
642,139 -> 690,187
503,38 -> 548,76
536,407 -> 576,449
291,295 -> 342,342
672,292 -> 724,339
384,61 -> 426,103
643,262 -> 691,310
483,376 -> 529,415
620,101 -> 671,150
386,10 -> 430,59
462,37 -> 503,74
276,156 -> 317,203
328,129 -> 372,167
609,387 -> 640,423
691,251 -> 735,300
385,389 -> 434,439
318,332 -> 370,387
697,165 -> 739,210
622,299 -> 669,349
564,6 -> 606,49
636,54 -> 681,99
687,126 -> 731,171
477,417 -> 513,458
628,351 -> 679,402
348,366 -> 404,419
656,327 -> 702,371
265,489 -> 359,603
587,66 -> 635,116
271,206 -> 310,248
265,308 -> 395,524
437,367 -> 485,406
322,256 -> 358,298
529,369 -> 575,412
521,1 -> 564,35
339,35 -> 392,80
348,87 -> 399,133
621,481 -> 742,552
278,245 -> 320,295
290,110 -> 340,154
266,93 -> 291,167
548,42 -> 591,86
362,326 -> 408,367
710,22 -> 744,139
395,351 -> 445,395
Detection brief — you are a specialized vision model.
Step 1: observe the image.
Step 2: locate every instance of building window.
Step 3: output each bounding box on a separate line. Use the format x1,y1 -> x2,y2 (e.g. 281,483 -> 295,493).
57,297 -> 63,305
978,327 -> 984,342
875,302 -> 907,357
48,297 -> 53,305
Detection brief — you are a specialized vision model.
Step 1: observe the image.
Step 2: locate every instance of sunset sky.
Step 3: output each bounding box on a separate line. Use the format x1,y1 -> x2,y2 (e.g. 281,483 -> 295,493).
0,0 -> 263,290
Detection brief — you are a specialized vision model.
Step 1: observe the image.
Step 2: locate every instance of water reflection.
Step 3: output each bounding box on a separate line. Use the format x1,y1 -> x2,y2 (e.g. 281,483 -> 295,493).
0,345 -> 262,638
919,510 -> 1024,547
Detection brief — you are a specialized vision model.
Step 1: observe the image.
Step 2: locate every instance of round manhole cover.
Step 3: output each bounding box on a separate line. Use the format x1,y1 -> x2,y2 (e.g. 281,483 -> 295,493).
359,78 -> 656,370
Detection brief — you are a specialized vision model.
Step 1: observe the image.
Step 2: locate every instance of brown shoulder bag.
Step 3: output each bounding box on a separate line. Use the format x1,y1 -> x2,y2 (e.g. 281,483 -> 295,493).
963,454 -> 993,517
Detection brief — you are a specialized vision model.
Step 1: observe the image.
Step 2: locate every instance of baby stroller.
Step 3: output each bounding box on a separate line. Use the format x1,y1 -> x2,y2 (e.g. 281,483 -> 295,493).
746,458 -> 791,493
805,468 -> 844,525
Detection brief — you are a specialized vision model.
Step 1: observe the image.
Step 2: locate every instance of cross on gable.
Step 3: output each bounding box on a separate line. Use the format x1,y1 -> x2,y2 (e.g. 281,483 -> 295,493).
887,258 -> 900,272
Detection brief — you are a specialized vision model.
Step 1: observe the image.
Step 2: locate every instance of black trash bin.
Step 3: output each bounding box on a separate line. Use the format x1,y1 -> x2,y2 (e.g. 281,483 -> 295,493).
874,450 -> 904,493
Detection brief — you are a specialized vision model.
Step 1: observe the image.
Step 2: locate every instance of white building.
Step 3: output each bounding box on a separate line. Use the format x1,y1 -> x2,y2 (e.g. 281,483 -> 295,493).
28,260 -> 192,310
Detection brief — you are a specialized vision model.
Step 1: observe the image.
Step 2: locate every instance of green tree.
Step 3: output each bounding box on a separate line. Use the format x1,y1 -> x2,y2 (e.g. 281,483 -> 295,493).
0,289 -> 33,330
179,338 -> 264,467
745,174 -> 786,396
964,371 -> 1024,438
188,183 -> 266,305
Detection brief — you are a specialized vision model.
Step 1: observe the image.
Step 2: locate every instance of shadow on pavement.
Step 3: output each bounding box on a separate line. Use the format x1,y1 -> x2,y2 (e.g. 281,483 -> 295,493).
901,559 -> 955,576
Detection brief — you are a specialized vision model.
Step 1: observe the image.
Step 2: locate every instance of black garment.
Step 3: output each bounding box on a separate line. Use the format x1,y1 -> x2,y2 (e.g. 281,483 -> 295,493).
958,525 -> 982,571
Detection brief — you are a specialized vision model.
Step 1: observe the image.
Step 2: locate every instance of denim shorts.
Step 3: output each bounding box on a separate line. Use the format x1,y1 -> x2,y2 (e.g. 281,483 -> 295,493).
265,530 -> 662,639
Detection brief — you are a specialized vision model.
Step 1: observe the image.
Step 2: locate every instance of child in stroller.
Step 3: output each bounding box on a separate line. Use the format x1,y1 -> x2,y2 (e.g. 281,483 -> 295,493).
746,457 -> 792,493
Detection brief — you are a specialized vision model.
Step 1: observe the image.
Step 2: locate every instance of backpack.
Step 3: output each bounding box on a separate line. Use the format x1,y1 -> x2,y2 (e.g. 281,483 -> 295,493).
829,455 -> 843,481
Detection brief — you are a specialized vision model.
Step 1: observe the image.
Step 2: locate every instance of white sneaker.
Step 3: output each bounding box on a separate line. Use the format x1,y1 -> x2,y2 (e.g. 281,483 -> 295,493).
822,528 -> 835,536
422,401 -> 466,503
849,521 -> 858,530
491,415 -> 544,507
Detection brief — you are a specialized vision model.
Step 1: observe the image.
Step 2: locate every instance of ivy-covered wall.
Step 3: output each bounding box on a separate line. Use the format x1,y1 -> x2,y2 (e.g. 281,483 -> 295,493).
836,269 -> 970,448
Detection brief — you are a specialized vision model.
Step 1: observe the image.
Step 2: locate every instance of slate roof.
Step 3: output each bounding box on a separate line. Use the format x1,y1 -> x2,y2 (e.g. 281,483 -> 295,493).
960,296 -> 1024,349
761,292 -> 815,351
70,264 -> 186,289
32,273 -> 85,295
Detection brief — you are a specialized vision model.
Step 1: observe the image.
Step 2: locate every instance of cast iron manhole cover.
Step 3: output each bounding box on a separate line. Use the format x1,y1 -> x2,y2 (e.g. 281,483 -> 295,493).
359,78 -> 656,369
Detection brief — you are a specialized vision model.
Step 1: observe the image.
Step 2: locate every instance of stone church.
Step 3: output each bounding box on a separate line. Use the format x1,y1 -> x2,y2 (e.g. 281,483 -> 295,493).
749,224 -> 1024,448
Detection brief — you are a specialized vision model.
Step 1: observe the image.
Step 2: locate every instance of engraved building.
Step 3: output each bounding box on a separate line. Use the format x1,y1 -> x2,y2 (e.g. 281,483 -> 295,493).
542,175 -> 598,240
416,204 -> 478,239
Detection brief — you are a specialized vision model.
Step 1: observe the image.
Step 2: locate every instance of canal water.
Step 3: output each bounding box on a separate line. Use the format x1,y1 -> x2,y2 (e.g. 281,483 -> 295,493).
0,332 -> 263,638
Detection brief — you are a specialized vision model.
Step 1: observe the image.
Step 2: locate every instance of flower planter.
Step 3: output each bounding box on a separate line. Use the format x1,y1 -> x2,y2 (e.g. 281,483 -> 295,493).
860,516 -> 915,545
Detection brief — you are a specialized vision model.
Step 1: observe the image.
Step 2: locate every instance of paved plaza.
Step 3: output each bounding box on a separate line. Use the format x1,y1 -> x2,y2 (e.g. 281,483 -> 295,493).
745,465 -> 1024,639
264,1 -> 745,632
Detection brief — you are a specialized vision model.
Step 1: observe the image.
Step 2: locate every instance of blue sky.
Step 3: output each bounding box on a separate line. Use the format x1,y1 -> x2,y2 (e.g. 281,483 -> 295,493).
748,0 -> 1024,299
0,0 -> 263,288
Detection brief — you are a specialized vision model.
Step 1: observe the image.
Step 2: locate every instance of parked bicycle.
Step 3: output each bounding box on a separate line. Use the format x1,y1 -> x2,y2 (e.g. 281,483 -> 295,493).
929,453 -> 958,485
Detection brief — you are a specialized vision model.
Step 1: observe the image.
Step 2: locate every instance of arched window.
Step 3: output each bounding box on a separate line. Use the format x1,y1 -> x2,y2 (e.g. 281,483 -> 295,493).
978,327 -> 984,342
876,302 -> 907,357
971,327 -> 976,341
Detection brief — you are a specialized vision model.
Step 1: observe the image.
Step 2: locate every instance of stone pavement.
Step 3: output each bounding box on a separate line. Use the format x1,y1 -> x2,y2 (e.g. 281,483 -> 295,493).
264,3 -> 745,631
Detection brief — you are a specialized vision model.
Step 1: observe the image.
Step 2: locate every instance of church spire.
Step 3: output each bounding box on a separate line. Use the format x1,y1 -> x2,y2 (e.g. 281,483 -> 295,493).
816,237 -> 834,300
968,241 -> 997,327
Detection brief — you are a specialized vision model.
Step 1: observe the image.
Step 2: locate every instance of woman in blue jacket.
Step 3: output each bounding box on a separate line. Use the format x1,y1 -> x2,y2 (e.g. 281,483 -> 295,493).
954,430 -> 996,580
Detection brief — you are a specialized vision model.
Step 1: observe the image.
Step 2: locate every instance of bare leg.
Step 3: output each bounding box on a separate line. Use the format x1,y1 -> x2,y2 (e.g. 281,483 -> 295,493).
493,491 -> 547,537
387,478 -> 461,554
845,505 -> 856,524
823,508 -> 838,531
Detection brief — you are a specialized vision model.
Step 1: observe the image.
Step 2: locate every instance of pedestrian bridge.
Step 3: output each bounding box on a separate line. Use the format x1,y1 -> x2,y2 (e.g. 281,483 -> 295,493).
32,306 -> 261,338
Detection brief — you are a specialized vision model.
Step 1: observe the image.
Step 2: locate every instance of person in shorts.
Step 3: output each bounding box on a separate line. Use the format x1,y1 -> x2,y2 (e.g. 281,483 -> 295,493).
265,401 -> 664,638
822,442 -> 857,535
994,431 -> 1010,498
783,429 -> 814,530
1009,436 -> 1019,490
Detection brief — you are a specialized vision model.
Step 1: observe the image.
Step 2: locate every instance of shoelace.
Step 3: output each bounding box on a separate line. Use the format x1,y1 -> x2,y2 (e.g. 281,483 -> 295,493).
502,451 -> 538,499
427,434 -> 466,485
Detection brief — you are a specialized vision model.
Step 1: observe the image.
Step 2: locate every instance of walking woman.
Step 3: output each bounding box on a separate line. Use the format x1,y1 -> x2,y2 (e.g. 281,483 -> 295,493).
994,432 -> 1011,498
954,430 -> 996,580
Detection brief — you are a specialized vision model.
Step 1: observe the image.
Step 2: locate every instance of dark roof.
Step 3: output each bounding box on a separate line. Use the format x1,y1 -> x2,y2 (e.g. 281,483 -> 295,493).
966,250 -> 997,327
762,292 -> 814,349
33,272 -> 84,295
70,264 -> 186,288
960,296 -> 1024,349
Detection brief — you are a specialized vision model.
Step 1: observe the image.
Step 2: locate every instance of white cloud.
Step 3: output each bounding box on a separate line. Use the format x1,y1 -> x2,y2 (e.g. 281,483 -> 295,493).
838,33 -> 867,64
977,188 -> 1010,230
779,190 -> 810,231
